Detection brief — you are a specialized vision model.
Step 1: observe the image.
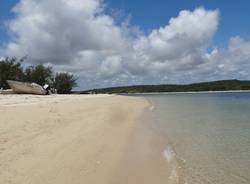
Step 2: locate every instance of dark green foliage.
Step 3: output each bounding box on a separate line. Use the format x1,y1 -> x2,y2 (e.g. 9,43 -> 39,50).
23,64 -> 53,86
54,72 -> 77,94
0,57 -> 77,93
0,57 -> 24,89
82,80 -> 250,94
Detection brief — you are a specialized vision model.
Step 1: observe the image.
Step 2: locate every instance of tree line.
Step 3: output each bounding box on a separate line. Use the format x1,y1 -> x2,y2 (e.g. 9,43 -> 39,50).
82,80 -> 250,94
0,57 -> 77,94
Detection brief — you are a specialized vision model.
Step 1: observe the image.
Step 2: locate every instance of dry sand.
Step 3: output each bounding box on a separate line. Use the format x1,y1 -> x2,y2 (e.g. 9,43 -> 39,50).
0,94 -> 148,184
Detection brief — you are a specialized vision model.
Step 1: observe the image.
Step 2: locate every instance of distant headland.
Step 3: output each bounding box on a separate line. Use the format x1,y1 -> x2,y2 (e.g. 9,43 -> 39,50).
79,80 -> 250,94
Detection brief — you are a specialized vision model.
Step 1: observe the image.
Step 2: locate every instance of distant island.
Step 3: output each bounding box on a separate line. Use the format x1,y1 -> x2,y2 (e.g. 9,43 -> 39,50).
80,80 -> 250,94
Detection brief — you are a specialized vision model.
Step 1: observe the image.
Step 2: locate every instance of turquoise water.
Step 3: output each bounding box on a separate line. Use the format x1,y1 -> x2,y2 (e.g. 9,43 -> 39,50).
143,92 -> 250,184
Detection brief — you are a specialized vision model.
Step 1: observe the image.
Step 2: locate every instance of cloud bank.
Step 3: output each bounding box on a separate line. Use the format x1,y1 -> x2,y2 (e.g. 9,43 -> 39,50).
1,0 -> 250,89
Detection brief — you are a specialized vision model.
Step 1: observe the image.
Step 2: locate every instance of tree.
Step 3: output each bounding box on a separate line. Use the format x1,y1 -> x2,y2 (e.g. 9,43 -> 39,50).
0,57 -> 24,89
54,72 -> 77,94
24,64 -> 53,86
0,56 -> 78,92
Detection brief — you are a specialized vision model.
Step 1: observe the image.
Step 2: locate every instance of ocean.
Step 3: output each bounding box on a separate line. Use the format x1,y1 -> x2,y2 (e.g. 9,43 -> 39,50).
142,92 -> 250,184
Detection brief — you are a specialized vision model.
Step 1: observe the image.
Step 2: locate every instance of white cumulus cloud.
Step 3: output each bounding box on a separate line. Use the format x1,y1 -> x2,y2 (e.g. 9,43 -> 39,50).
1,0 -> 250,89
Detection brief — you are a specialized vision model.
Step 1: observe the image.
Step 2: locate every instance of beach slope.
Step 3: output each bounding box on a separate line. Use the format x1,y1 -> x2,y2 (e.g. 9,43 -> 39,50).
0,95 -> 147,184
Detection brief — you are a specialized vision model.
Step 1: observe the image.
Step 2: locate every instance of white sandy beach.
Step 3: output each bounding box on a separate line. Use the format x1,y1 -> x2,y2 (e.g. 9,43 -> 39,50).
0,94 -> 150,184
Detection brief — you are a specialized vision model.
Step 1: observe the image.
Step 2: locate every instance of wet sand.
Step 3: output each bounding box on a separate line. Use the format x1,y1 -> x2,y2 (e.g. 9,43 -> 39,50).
111,107 -> 180,184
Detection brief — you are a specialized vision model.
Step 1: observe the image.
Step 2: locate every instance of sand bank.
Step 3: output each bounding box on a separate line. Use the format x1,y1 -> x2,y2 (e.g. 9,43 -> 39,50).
0,94 -> 148,184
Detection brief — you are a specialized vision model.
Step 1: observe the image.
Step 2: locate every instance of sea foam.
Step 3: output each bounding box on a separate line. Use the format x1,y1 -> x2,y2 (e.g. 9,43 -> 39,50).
149,105 -> 155,111
163,146 -> 176,162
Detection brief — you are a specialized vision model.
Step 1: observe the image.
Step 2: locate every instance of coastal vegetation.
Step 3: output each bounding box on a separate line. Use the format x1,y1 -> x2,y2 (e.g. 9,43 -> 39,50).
54,73 -> 77,94
82,80 -> 250,94
0,57 -> 24,89
0,57 -> 77,94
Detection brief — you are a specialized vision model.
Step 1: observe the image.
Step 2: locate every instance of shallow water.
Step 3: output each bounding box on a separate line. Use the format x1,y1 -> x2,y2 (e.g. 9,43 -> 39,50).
141,92 -> 250,184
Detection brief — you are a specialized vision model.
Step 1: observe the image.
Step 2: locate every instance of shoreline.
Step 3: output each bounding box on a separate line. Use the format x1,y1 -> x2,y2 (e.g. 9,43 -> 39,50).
124,90 -> 250,95
111,102 -> 182,184
139,93 -> 250,184
0,94 -> 148,184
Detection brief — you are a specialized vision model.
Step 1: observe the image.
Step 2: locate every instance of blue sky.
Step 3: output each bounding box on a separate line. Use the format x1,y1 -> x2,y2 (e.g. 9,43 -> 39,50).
0,0 -> 17,45
107,0 -> 250,47
0,0 -> 250,89
1,0 -> 250,47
